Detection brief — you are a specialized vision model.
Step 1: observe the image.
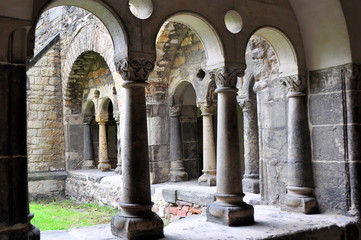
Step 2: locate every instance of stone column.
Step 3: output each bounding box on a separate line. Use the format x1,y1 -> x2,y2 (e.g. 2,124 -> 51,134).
237,96 -> 260,193
198,102 -> 217,186
0,64 -> 40,239
168,105 -> 188,182
281,75 -> 318,214
82,115 -> 95,169
114,111 -> 122,174
97,114 -> 111,171
206,66 -> 254,226
111,57 -> 163,239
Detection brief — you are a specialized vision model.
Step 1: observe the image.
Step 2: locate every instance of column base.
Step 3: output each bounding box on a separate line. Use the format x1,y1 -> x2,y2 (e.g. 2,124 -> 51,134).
168,168 -> 188,182
111,213 -> 164,240
206,193 -> 254,226
28,213 -> 40,240
198,171 -> 216,186
97,162 -> 111,172
82,160 -> 95,170
281,187 -> 318,214
242,176 -> 260,193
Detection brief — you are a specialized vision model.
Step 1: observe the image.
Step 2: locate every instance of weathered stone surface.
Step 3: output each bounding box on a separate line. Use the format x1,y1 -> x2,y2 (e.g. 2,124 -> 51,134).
312,126 -> 344,161
309,93 -> 343,125
313,162 -> 349,214
66,170 -> 122,208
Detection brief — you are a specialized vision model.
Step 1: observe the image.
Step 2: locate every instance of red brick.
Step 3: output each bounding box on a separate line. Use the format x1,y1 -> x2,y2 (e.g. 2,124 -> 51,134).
182,206 -> 190,212
168,206 -> 178,215
177,210 -> 187,217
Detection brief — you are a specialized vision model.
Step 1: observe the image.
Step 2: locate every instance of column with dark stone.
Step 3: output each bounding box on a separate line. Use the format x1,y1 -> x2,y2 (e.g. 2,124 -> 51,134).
168,105 -> 188,182
206,66 -> 254,226
82,115 -> 95,169
281,75 -> 318,214
237,96 -> 260,193
97,114 -> 111,171
198,102 -> 216,186
0,65 -> 40,239
111,57 -> 164,239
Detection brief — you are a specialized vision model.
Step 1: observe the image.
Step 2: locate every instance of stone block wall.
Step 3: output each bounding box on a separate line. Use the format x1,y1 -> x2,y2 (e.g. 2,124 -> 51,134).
27,38 -> 66,200
309,63 -> 361,214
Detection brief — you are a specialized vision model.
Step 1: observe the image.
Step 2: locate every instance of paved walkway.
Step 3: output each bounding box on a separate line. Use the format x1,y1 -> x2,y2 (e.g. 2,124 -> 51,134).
41,205 -> 356,240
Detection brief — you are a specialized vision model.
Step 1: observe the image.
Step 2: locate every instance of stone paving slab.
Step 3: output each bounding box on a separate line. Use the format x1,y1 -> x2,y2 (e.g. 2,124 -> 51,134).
163,205 -> 356,240
41,205 -> 357,240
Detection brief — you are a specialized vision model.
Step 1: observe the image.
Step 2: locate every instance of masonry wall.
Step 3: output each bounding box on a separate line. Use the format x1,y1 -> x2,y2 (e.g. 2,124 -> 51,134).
27,39 -> 66,200
309,63 -> 361,215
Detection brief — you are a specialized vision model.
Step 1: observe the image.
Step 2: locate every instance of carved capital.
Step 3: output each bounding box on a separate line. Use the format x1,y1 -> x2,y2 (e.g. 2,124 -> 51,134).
211,66 -> 245,90
96,113 -> 108,123
115,57 -> 155,82
280,75 -> 306,92
198,102 -> 216,115
169,105 -> 182,117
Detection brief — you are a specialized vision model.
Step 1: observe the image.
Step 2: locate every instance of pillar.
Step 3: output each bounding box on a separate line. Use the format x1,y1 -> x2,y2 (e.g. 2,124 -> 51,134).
114,111 -> 122,174
97,114 -> 111,171
281,75 -> 318,214
111,57 -> 163,239
168,105 -> 188,182
0,64 -> 40,239
206,66 -> 254,226
82,116 -> 95,169
237,96 -> 260,193
198,102 -> 216,186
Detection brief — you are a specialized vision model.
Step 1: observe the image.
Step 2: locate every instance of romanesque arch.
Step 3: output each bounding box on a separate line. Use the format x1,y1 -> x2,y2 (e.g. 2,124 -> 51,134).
32,0 -> 128,62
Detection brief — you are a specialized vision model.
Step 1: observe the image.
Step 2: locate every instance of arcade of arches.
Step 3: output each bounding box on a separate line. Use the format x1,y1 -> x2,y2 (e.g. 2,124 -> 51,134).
1,0 -> 361,239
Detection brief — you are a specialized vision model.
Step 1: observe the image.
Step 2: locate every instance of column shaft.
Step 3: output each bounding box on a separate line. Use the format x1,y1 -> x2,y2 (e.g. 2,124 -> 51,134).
115,121 -> 122,174
198,113 -> 216,186
98,122 -> 111,171
281,75 -> 317,214
111,58 -> 163,239
82,123 -> 95,169
169,108 -> 188,182
238,97 -> 260,193
0,64 -> 40,239
206,67 -> 254,226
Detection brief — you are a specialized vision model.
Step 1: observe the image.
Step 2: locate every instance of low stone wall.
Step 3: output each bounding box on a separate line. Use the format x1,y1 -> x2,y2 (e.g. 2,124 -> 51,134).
65,171 -> 216,220
28,171 -> 67,201
65,170 -> 122,209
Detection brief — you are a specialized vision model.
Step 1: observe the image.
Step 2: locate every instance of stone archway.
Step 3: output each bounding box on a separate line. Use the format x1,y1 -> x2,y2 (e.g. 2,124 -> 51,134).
243,27 -> 317,213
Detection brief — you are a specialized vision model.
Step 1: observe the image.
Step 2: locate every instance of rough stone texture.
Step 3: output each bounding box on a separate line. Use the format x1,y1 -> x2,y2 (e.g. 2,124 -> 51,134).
65,170 -> 122,208
27,40 -> 65,174
309,63 -> 361,215
257,82 -> 288,205
244,36 -> 287,206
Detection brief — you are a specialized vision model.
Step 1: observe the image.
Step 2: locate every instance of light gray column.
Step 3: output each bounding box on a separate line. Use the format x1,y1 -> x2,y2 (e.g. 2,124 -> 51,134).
114,111 -> 122,174
281,75 -> 318,214
168,105 -> 188,182
82,116 -> 95,169
97,114 -> 111,171
206,66 -> 254,226
237,96 -> 260,193
111,57 -> 163,239
198,102 -> 216,186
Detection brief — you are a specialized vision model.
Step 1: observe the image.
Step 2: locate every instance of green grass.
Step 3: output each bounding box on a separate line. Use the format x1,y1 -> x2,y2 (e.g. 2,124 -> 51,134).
30,199 -> 118,231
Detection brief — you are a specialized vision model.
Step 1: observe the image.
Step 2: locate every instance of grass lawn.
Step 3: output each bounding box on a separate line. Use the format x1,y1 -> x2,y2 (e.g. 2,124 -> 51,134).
30,199 -> 118,231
